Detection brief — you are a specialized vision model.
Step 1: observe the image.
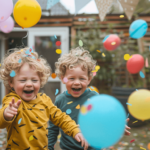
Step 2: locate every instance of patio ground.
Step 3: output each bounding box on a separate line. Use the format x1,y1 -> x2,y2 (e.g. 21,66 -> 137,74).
54,120 -> 150,150
0,120 -> 150,150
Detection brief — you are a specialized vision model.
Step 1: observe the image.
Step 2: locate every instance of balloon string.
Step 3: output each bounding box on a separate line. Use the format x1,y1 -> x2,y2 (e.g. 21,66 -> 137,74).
22,32 -> 28,47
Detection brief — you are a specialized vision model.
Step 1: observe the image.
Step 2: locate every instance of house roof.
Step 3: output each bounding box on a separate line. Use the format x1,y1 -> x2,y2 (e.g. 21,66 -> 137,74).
50,2 -> 69,16
13,0 -> 69,15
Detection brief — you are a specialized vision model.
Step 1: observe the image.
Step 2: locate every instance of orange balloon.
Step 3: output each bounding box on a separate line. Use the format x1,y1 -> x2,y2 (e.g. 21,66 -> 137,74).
13,0 -> 41,28
51,73 -> 57,79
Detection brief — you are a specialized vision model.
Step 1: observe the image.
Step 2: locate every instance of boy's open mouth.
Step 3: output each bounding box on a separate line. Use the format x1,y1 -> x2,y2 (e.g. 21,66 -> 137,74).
72,88 -> 81,91
23,90 -> 34,94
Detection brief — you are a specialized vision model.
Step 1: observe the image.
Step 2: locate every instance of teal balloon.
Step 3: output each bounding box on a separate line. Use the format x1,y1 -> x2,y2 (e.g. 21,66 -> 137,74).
78,94 -> 126,149
129,19 -> 148,39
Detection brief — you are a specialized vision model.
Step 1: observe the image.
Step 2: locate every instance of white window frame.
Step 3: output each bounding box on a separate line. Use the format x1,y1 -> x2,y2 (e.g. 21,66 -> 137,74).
12,27 -> 69,93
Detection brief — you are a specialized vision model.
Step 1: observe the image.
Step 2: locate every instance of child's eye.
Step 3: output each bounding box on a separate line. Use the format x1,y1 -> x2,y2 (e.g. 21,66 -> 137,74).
70,78 -> 74,80
80,78 -> 85,80
20,80 -> 25,82
32,80 -> 38,82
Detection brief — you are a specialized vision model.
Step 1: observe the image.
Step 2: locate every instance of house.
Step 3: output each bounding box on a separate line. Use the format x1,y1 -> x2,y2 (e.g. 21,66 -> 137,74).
0,0 -> 70,104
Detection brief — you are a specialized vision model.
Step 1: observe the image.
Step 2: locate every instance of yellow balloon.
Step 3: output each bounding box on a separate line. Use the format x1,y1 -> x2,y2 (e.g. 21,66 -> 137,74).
88,86 -> 99,93
127,89 -> 150,120
13,0 -> 42,28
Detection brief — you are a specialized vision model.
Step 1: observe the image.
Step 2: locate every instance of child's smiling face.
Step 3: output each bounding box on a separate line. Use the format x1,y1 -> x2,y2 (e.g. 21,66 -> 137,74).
9,63 -> 41,101
62,65 -> 91,98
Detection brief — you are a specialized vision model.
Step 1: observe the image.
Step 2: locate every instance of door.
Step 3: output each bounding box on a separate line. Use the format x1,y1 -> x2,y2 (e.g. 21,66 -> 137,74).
28,27 -> 69,102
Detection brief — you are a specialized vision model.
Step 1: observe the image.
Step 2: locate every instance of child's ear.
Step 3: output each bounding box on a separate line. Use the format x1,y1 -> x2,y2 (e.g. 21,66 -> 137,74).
61,76 -> 65,84
9,80 -> 13,88
88,76 -> 92,85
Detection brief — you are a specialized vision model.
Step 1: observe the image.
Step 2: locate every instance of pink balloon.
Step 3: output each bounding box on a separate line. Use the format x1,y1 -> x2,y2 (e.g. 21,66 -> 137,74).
0,16 -> 14,33
0,0 -> 13,22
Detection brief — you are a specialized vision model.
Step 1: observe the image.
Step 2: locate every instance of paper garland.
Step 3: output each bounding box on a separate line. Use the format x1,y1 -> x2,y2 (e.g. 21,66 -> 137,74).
73,0 -> 139,21
95,0 -> 113,21
118,0 -> 140,20
46,0 -> 60,10
75,0 -> 92,14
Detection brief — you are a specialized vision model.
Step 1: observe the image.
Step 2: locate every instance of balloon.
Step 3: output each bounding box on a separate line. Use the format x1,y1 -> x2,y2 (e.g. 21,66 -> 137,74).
88,86 -> 99,93
103,34 -> 121,51
0,0 -> 13,22
78,94 -> 126,149
0,16 -> 14,33
13,0 -> 42,28
129,19 -> 148,39
127,89 -> 150,120
126,54 -> 144,74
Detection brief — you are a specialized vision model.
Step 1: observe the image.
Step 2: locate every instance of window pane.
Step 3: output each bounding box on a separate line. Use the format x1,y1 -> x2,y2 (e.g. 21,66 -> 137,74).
39,82 -> 60,103
35,36 -> 61,73
8,37 -> 27,49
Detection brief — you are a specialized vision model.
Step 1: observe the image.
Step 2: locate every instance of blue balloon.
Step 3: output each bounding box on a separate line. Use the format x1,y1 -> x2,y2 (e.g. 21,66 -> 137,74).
78,94 -> 126,149
129,19 -> 148,39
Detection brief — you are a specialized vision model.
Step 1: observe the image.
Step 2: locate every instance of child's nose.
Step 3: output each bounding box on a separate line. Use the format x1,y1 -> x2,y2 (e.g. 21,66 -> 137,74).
74,79 -> 80,84
26,80 -> 32,86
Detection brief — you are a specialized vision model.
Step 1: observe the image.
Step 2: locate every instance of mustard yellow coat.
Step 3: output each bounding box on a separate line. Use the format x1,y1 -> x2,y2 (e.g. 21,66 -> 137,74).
0,92 -> 80,150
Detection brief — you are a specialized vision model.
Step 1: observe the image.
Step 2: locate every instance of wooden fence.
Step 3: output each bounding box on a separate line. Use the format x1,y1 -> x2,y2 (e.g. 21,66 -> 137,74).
14,14 -> 150,94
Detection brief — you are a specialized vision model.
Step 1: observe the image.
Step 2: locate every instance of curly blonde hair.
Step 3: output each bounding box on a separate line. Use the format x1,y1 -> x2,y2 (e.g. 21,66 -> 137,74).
0,47 -> 51,89
55,47 -> 96,78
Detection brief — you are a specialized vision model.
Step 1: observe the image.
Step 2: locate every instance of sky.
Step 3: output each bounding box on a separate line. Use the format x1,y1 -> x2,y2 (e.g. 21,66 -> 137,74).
60,0 -> 99,14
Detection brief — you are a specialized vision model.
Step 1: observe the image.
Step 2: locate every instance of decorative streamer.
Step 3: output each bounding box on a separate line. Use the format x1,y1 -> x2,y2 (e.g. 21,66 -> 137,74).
46,0 -> 60,10
95,0 -> 113,21
118,0 -> 140,20
75,0 -> 92,15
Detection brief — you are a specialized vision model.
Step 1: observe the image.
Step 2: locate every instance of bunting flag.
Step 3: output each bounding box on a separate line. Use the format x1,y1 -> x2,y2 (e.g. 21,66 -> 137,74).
118,0 -> 140,20
75,0 -> 92,15
46,0 -> 60,10
145,57 -> 149,68
95,0 -> 113,21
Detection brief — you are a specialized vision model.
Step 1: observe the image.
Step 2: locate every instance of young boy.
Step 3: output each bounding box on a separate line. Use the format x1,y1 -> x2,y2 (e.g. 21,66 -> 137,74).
48,47 -> 131,150
0,47 -> 87,150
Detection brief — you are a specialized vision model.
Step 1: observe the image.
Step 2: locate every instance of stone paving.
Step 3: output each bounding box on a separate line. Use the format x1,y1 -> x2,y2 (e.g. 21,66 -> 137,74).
0,129 -> 7,150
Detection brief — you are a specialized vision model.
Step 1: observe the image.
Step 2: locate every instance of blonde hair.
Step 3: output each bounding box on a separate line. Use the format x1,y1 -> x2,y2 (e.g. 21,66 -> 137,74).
55,47 -> 96,78
0,47 -> 51,89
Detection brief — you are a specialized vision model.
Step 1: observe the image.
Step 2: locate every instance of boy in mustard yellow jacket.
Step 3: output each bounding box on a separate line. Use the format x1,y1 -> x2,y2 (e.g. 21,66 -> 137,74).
0,47 -> 87,150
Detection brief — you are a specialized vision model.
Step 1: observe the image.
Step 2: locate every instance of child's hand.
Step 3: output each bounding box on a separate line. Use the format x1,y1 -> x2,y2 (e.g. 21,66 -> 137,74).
124,118 -> 131,135
4,98 -> 21,121
74,133 -> 89,150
